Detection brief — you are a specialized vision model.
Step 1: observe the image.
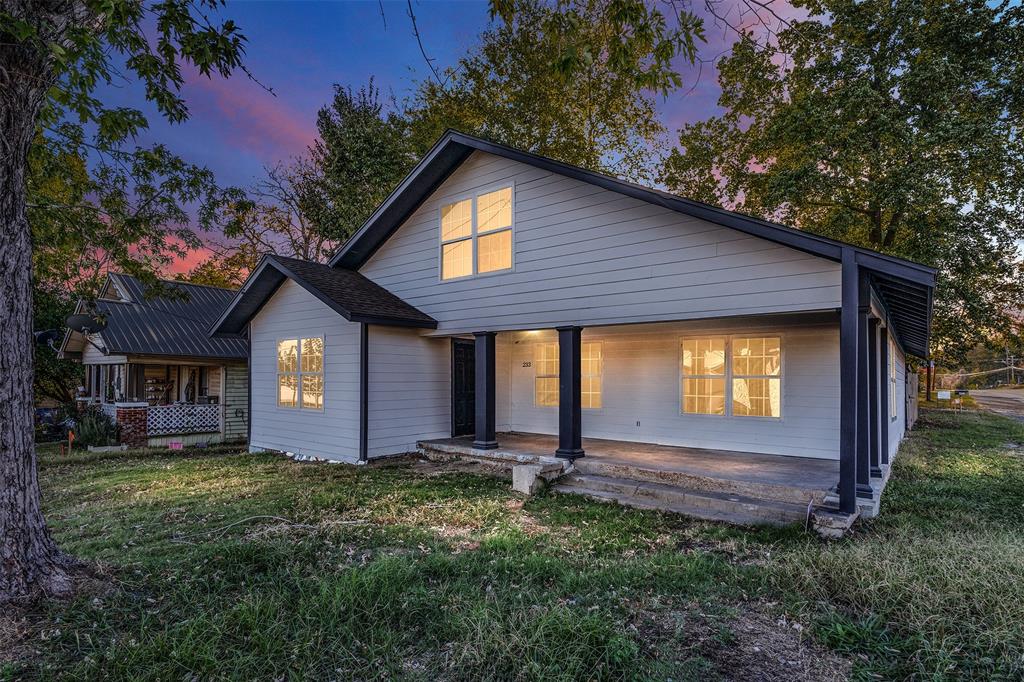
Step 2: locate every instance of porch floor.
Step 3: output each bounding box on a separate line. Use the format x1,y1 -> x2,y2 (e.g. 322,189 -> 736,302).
420,432 -> 839,492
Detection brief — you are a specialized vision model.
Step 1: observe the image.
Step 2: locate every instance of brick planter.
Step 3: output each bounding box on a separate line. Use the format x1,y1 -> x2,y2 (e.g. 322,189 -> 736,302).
115,402 -> 149,448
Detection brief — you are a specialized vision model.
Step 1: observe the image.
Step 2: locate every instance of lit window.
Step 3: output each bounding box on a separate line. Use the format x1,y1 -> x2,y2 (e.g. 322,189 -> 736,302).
582,342 -> 602,409
277,339 -> 298,408
889,339 -> 897,419
277,337 -> 324,410
534,342 -> 559,407
681,338 -> 726,415
681,336 -> 782,417
533,341 -> 602,408
731,337 -> 781,417
440,186 -> 513,280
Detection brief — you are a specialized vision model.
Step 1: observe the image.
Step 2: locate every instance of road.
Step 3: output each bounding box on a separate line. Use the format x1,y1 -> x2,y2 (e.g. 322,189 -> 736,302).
971,388 -> 1024,422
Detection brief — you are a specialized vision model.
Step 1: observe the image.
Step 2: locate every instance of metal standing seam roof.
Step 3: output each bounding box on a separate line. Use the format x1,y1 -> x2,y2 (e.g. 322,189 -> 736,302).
210,254 -> 437,336
327,129 -> 938,358
86,274 -> 248,359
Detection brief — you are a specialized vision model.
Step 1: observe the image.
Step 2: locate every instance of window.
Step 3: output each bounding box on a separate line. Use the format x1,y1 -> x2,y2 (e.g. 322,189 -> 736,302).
277,337 -> 324,409
731,337 -> 781,418
534,342 -> 559,407
681,336 -> 782,417
533,341 -> 603,408
440,186 -> 513,280
889,339 -> 897,420
681,338 -> 726,415
581,342 -> 602,409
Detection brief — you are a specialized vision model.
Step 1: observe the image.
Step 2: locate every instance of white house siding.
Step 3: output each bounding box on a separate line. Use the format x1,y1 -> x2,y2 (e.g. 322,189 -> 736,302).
497,315 -> 842,460
366,326 -> 451,458
249,279 -> 361,462
223,364 -> 248,442
360,151 -> 842,335
888,338 -> 907,460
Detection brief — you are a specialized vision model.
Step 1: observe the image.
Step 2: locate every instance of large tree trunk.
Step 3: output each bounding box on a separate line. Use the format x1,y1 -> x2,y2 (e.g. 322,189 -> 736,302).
0,20 -> 76,603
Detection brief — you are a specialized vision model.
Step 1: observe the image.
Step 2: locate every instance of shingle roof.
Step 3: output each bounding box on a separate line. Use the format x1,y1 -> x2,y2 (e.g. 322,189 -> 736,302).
210,255 -> 437,335
89,274 -> 248,359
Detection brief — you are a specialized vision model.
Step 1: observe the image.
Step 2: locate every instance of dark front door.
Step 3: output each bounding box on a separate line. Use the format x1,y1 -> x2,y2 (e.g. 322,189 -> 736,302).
451,339 -> 475,437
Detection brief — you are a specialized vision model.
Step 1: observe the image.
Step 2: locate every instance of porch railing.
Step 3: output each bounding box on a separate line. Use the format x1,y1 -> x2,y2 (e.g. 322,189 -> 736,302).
147,403 -> 221,436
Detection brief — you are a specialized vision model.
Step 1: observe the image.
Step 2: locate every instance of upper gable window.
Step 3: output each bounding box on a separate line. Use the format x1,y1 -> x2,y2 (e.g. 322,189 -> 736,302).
440,186 -> 513,280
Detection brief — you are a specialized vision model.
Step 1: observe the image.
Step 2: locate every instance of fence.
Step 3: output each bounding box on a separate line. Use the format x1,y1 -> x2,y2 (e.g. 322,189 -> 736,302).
147,403 -> 221,436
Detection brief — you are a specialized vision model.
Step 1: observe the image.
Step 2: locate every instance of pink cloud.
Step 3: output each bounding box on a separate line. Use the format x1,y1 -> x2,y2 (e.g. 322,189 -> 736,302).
183,64 -> 318,162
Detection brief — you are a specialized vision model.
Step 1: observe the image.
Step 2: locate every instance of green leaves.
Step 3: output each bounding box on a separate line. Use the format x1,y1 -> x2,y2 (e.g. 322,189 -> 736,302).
661,0 -> 1024,364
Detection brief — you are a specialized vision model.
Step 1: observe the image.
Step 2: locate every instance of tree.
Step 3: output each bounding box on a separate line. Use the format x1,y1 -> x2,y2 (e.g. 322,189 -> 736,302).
32,286 -> 82,408
407,0 -> 704,183
310,81 -> 416,244
660,0 -> 1024,365
175,252 -> 249,289
1,0 -> 249,602
212,158 -> 339,264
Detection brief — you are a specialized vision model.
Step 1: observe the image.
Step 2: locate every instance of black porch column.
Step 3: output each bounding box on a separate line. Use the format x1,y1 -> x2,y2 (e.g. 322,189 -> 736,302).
879,326 -> 890,466
838,249 -> 859,513
555,326 -> 585,459
472,331 -> 498,450
856,269 -> 874,499
868,318 -> 882,478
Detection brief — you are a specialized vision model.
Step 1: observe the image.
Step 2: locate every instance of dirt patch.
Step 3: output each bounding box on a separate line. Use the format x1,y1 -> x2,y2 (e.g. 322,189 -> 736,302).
410,458 -> 511,479
638,602 -> 852,681
712,608 -> 851,681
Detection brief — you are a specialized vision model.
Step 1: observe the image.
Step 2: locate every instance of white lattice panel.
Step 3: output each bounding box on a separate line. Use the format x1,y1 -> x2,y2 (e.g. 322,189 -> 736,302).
101,403 -> 117,421
147,404 -> 220,436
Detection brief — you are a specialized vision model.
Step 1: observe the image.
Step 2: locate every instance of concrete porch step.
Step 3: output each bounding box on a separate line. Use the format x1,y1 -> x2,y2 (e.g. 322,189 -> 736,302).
572,458 -> 826,506
553,473 -> 811,526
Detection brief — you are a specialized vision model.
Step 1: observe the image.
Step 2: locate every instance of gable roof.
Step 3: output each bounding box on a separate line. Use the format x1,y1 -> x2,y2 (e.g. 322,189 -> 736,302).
328,130 -> 937,357
60,273 -> 248,360
210,254 -> 437,336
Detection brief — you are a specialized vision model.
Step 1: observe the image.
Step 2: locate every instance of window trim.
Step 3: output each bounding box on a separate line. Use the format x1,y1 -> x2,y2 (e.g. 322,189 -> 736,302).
678,333 -> 784,420
533,341 -> 559,408
438,181 -> 515,282
889,338 -> 898,421
276,335 -> 325,412
532,339 -> 604,410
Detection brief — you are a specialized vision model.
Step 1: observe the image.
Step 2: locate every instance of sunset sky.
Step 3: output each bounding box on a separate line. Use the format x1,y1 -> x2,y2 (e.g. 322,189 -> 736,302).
96,0 -> 791,275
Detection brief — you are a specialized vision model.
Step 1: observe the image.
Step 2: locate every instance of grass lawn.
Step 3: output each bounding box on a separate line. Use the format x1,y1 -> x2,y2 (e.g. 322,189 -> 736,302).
4,408 -> 1024,680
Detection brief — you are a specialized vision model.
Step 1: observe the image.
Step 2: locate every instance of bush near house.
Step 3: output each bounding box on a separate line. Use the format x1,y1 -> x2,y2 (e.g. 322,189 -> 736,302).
3,409 -> 1022,679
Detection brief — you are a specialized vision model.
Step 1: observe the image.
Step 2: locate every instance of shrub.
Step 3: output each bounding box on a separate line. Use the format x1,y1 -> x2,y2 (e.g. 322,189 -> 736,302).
72,405 -> 120,447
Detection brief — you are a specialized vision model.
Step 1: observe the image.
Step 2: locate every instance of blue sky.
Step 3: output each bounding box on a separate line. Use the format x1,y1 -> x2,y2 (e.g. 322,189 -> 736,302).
95,0 -> 768,271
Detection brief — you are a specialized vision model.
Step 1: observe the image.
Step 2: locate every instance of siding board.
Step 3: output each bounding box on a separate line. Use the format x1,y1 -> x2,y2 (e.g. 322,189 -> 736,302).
360,150 -> 841,335
249,279 -> 360,462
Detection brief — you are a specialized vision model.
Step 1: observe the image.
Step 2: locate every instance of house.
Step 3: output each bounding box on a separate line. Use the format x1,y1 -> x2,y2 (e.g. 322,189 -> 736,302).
211,131 -> 935,522
60,273 -> 249,447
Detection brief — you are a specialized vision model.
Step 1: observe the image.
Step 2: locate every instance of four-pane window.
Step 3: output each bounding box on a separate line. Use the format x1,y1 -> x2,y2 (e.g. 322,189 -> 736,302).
440,186 -> 513,280
681,336 -> 782,418
277,337 -> 324,410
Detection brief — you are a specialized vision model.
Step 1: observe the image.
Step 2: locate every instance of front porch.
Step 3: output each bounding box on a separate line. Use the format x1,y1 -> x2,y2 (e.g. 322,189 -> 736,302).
420,432 -> 839,526
78,359 -> 247,447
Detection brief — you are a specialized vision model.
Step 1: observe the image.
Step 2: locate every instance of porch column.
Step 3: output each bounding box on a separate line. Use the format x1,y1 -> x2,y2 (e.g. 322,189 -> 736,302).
838,249 -> 859,513
472,331 -> 498,450
868,318 -> 882,478
856,269 -> 874,499
555,326 -> 585,459
879,326 -> 890,466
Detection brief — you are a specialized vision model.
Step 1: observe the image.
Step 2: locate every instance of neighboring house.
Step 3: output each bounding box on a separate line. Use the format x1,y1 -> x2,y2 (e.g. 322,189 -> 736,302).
60,274 -> 249,447
212,131 -> 935,520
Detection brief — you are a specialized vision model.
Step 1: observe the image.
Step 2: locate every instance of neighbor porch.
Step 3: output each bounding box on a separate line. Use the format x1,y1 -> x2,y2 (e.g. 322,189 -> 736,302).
77,358 -> 247,447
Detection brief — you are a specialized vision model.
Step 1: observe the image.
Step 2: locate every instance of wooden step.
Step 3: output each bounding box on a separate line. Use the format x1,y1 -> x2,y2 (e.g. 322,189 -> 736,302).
553,473 -> 811,526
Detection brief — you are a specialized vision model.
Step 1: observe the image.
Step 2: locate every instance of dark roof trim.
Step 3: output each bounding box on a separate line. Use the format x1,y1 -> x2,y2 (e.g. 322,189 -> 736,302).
210,255 -> 438,336
328,130 -> 937,289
